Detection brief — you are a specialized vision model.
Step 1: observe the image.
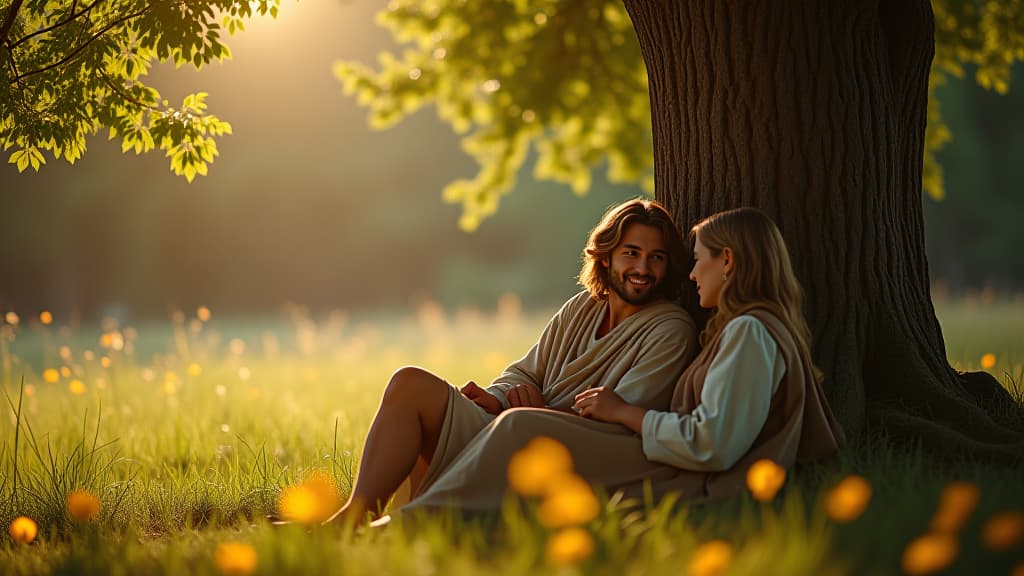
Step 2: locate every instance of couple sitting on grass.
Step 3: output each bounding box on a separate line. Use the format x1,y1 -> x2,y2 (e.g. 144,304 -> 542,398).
325,199 -> 845,527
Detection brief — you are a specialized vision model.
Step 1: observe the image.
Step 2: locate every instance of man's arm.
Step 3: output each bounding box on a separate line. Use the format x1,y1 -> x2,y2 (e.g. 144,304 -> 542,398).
485,343 -> 549,409
481,295 -> 579,408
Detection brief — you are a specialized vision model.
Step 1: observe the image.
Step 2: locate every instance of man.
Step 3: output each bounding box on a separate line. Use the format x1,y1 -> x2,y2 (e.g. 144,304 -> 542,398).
327,199 -> 697,525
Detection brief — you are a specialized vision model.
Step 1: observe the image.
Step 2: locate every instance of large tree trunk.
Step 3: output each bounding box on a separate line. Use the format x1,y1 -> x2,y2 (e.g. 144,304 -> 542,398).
622,0 -> 1022,460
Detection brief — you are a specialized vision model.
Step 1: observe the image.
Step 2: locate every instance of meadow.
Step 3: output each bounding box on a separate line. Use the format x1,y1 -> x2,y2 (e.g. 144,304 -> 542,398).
1,295 -> 1022,576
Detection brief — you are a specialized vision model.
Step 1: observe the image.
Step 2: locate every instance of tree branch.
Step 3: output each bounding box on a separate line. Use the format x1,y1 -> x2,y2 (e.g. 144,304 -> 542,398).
0,0 -> 25,44
10,4 -> 150,84
10,0 -> 105,50
6,45 -> 21,85
5,44 -> 26,94
97,68 -> 158,110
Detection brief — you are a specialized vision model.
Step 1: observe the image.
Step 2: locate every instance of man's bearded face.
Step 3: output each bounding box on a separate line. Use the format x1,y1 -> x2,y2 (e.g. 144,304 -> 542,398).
605,224 -> 669,306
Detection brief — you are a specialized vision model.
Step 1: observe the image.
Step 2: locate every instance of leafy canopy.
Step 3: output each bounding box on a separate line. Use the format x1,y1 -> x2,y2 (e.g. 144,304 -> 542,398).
1,0 -> 279,181
336,0 -> 1024,229
335,0 -> 650,231
2,0 -> 1021,212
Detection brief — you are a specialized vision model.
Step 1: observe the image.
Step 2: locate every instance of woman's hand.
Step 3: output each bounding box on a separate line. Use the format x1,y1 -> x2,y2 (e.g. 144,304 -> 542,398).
573,387 -> 647,432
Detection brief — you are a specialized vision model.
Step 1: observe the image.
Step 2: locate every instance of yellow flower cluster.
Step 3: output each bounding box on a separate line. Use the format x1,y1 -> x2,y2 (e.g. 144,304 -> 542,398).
902,482 -> 979,575
507,437 -> 599,566
277,470 -> 342,524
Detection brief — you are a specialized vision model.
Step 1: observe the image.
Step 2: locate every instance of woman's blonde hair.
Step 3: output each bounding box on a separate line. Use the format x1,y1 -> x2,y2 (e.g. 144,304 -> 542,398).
691,207 -> 822,382
579,199 -> 686,301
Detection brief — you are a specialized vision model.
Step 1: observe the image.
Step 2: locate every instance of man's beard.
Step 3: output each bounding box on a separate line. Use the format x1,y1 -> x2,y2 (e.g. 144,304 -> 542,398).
609,271 -> 663,306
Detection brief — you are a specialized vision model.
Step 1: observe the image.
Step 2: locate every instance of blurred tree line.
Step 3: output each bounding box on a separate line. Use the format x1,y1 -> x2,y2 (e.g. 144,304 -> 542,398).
925,69 -> 1024,294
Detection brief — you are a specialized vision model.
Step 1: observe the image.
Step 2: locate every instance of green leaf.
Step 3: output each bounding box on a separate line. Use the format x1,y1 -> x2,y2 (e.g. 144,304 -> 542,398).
10,150 -> 29,172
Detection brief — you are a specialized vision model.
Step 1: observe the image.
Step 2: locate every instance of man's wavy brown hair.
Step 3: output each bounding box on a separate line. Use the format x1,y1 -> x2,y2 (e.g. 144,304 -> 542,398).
579,198 -> 686,301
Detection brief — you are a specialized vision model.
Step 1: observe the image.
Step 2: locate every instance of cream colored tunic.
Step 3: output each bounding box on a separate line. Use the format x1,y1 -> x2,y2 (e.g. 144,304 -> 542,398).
403,310 -> 843,513
412,291 -> 697,498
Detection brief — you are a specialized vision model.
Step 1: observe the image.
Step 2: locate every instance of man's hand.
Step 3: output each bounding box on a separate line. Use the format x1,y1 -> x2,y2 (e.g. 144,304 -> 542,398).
506,383 -> 545,408
574,386 -> 646,432
460,381 -> 503,415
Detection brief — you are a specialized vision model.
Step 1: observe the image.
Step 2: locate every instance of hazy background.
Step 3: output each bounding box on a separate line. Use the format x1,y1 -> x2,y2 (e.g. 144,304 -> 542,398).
1,0 -> 1022,322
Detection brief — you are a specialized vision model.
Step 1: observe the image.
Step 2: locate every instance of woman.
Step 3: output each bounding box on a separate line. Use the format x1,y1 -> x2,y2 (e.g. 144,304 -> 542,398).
400,207 -> 845,513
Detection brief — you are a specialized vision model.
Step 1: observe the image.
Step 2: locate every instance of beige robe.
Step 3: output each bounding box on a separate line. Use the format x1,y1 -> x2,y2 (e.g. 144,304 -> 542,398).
402,308 -> 844,513
412,291 -> 697,499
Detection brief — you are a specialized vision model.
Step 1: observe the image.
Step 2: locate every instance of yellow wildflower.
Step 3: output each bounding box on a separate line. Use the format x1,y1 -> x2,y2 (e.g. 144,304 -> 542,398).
980,511 -> 1024,550
930,482 -> 979,534
43,369 -> 59,383
277,471 -> 341,524
39,310 -> 53,325
507,437 -> 574,497
538,474 -> 599,528
980,353 -> 996,369
825,475 -> 872,523
68,379 -> 86,395
9,516 -> 38,544
545,527 -> 594,566
67,490 -> 101,522
901,533 -> 958,575
688,540 -> 733,576
746,459 -> 786,502
215,541 -> 257,575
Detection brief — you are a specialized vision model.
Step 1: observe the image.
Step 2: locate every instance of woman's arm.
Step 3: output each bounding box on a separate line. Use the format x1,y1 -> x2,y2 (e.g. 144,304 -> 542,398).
641,316 -> 783,471
574,387 -> 647,432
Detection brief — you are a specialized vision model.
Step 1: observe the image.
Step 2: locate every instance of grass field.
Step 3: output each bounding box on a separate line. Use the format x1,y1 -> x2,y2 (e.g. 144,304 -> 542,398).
1,297 -> 1022,575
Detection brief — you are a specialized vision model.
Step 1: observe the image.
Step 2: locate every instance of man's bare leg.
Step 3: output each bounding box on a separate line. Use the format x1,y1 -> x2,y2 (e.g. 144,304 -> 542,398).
389,456 -> 428,509
326,366 -> 449,525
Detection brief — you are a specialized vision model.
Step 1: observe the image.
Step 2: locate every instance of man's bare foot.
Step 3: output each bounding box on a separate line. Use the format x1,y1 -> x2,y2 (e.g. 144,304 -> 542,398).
266,514 -> 289,526
321,501 -> 370,528
368,514 -> 392,528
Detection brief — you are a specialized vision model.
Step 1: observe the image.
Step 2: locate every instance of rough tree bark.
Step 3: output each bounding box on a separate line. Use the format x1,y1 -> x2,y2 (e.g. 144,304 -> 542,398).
622,0 -> 1022,460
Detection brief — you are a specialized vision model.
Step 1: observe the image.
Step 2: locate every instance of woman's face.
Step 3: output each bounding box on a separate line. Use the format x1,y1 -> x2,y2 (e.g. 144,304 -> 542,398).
689,237 -> 730,308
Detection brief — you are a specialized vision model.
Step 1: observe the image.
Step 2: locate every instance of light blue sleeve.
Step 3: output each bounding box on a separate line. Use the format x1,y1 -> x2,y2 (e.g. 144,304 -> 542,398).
639,316 -> 785,471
